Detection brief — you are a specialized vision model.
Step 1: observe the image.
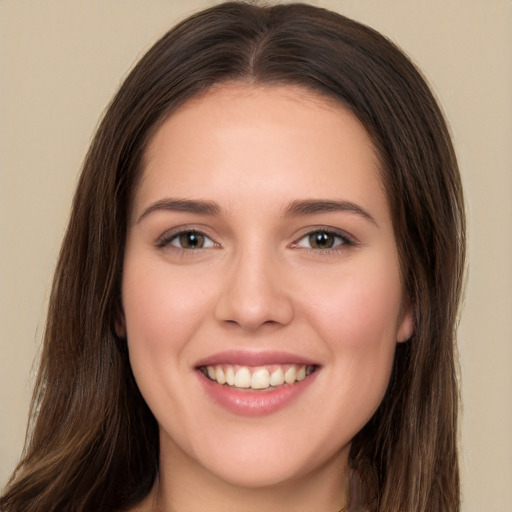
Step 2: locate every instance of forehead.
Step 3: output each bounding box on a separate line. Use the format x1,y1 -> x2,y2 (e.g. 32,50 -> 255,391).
135,83 -> 388,221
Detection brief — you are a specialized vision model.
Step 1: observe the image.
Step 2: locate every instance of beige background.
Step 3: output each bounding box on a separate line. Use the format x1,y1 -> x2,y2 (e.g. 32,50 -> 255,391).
1,1 -> 511,510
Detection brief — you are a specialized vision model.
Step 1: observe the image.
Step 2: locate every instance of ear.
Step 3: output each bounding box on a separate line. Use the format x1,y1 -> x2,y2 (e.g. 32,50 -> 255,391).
396,302 -> 414,343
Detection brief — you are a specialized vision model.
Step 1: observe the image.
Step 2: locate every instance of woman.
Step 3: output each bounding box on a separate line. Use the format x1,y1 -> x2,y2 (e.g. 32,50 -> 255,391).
0,2 -> 465,511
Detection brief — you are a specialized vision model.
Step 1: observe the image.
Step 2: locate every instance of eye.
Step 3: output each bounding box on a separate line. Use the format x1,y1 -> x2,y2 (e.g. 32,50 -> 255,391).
159,230 -> 216,250
295,229 -> 352,250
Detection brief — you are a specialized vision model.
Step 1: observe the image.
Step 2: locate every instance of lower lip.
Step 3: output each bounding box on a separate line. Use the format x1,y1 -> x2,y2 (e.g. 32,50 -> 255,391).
198,370 -> 318,417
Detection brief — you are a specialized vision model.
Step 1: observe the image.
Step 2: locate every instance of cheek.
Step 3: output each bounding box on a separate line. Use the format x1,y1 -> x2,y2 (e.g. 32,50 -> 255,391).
304,262 -> 402,431
304,257 -> 403,405
121,262 -> 213,371
308,257 -> 403,348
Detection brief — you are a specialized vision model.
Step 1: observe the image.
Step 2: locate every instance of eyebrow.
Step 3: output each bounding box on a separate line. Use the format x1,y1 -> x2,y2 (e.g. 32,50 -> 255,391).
137,197 -> 377,226
137,198 -> 222,223
283,199 -> 377,225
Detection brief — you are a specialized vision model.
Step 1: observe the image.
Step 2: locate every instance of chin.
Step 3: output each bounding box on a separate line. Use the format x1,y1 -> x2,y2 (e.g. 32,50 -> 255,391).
201,457 -> 317,489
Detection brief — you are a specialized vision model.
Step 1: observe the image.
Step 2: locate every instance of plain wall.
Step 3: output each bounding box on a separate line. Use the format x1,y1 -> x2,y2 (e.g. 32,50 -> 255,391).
1,1 -> 511,510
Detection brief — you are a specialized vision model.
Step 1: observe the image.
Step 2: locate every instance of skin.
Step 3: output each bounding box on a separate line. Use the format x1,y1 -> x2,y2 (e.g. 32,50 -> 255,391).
120,83 -> 413,512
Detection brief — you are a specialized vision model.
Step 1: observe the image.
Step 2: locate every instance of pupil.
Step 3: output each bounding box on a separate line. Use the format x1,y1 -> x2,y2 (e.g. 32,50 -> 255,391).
180,232 -> 203,248
310,232 -> 333,249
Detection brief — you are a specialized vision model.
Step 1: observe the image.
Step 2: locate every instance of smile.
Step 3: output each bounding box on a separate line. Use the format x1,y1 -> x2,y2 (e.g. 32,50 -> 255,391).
200,364 -> 317,390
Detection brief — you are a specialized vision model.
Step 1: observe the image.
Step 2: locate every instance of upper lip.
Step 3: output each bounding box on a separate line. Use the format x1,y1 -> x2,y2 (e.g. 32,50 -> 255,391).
194,350 -> 319,368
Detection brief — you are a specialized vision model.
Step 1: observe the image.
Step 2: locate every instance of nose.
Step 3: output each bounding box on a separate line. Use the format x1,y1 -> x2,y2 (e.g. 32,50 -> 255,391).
214,247 -> 294,331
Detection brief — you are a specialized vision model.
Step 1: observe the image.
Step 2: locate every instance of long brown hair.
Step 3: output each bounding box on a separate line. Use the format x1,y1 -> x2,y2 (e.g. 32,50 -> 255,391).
1,2 -> 465,511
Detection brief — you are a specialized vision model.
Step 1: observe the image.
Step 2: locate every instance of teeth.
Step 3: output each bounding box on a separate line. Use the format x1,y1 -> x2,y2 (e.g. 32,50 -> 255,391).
234,367 -> 251,388
203,364 -> 315,390
269,367 -> 285,386
215,366 -> 226,385
251,368 -> 270,389
284,366 -> 296,384
225,365 -> 235,386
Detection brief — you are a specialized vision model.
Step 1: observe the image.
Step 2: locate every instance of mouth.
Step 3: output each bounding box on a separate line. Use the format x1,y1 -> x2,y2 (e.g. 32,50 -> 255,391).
195,352 -> 321,416
198,363 -> 318,391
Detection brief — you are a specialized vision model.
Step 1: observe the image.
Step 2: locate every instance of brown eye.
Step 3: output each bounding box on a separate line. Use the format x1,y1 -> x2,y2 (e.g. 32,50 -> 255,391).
295,229 -> 351,251
177,231 -> 206,249
308,231 -> 337,249
163,230 -> 216,250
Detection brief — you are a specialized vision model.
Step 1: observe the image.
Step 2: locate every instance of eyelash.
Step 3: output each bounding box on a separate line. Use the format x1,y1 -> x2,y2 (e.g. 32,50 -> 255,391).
293,228 -> 355,253
155,227 -> 355,253
156,227 -> 218,251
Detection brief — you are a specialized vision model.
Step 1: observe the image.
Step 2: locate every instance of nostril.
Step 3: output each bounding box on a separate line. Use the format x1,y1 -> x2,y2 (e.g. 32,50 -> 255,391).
214,290 -> 294,330
213,259 -> 295,329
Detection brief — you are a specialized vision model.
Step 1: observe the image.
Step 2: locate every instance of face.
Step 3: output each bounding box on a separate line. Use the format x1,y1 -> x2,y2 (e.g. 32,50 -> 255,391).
121,84 -> 412,491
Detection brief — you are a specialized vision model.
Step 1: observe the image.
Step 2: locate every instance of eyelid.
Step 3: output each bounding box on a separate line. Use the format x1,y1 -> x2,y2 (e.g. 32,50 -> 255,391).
155,225 -> 219,249
291,226 -> 357,250
154,224 -> 357,252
